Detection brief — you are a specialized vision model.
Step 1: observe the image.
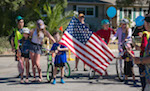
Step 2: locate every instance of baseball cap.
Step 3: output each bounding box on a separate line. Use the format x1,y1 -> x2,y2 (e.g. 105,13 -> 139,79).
16,16 -> 23,23
145,14 -> 150,22
78,13 -> 84,17
120,18 -> 129,24
101,19 -> 110,25
37,19 -> 45,29
22,28 -> 30,34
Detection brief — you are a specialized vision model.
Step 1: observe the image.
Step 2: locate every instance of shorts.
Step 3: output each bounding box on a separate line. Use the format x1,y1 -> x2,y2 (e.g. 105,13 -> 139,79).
21,53 -> 29,58
30,42 -> 42,54
55,63 -> 65,67
124,61 -> 134,75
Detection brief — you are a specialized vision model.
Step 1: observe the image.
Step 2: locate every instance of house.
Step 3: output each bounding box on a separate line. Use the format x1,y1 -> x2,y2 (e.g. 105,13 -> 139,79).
65,0 -> 149,31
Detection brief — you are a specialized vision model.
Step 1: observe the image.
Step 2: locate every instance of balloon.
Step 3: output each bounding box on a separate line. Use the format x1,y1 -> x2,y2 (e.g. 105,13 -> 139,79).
106,6 -> 117,18
135,16 -> 145,27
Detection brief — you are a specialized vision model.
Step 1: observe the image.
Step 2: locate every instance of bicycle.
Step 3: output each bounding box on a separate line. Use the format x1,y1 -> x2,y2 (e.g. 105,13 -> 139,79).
42,48 -> 71,82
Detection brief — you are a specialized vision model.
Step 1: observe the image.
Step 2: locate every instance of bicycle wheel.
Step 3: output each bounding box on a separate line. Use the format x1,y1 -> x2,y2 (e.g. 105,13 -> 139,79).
116,59 -> 125,81
47,62 -> 53,82
89,68 -> 96,79
64,62 -> 71,77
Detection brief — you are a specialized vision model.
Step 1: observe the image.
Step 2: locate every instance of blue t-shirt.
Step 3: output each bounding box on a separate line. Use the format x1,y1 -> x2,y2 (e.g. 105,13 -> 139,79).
51,43 -> 67,64
19,38 -> 31,54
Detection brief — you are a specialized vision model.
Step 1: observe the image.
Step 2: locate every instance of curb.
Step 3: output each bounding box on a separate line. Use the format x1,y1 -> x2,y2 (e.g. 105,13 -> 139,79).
0,55 -> 15,57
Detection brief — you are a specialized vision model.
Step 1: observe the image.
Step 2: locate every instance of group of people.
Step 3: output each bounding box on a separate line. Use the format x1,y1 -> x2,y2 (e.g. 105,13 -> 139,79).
95,14 -> 150,91
10,16 -> 68,84
10,13 -> 150,91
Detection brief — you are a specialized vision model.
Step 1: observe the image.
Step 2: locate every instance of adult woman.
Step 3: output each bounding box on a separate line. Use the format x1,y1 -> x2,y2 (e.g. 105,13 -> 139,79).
111,19 -> 136,86
30,19 -> 55,82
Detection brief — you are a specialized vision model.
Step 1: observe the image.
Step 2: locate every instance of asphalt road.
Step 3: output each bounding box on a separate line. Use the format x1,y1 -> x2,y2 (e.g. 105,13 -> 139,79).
0,51 -> 142,91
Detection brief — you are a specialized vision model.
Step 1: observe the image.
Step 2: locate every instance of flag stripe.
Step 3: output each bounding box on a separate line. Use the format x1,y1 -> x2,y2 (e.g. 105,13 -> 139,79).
91,34 -> 114,58
62,33 -> 108,68
87,38 -> 113,62
61,34 -> 107,69
86,42 -> 110,66
59,17 -> 114,75
60,37 -> 105,74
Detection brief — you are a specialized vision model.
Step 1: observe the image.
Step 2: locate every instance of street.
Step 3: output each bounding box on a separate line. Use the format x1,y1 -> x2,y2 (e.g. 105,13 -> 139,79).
0,51 -> 142,91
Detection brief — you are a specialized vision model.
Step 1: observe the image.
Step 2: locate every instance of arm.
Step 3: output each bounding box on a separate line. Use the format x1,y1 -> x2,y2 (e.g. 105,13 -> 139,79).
134,56 -> 150,64
46,31 -> 56,43
140,34 -> 148,52
111,28 -> 118,42
126,28 -> 132,39
29,29 -> 34,37
111,29 -> 116,35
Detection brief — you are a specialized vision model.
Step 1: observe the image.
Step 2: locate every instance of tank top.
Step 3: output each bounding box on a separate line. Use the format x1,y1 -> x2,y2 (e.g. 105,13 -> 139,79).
31,29 -> 44,44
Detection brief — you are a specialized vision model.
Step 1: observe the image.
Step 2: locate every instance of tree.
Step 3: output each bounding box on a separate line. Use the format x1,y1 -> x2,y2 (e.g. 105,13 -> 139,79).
0,0 -> 25,36
28,0 -> 74,34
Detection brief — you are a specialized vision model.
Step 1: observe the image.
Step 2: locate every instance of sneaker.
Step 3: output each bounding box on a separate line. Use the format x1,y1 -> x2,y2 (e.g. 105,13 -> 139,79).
124,80 -> 128,84
60,79 -> 65,84
72,68 -> 78,71
84,68 -> 88,71
52,79 -> 56,84
133,81 -> 136,86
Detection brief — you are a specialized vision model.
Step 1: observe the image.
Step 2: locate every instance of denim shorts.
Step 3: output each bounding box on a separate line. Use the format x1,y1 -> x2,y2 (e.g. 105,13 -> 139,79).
30,42 -> 42,54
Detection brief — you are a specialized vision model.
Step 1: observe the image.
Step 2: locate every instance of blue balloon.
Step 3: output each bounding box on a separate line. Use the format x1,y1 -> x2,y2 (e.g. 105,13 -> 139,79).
135,16 -> 145,27
107,7 -> 117,18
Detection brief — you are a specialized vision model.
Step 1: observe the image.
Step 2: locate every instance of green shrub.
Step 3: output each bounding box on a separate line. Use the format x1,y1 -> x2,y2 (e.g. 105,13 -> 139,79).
0,37 -> 11,54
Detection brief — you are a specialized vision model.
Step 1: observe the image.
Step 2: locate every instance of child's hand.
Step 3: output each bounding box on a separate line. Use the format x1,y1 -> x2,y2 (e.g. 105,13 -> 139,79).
55,50 -> 58,54
57,46 -> 61,51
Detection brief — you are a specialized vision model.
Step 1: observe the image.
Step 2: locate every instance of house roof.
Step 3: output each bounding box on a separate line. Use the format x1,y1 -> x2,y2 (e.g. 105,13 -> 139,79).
68,0 -> 116,5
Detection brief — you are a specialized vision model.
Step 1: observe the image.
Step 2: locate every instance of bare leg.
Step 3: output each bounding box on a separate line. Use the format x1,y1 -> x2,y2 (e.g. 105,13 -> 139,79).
60,67 -> 64,78
35,53 -> 42,82
30,52 -> 36,80
131,67 -> 135,81
20,57 -> 24,83
75,57 -> 79,69
125,75 -> 128,81
25,58 -> 29,82
53,67 -> 58,78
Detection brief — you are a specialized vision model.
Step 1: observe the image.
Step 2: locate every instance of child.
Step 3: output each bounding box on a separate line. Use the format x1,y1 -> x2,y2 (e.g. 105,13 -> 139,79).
18,28 -> 31,83
50,32 -> 68,84
121,43 -> 136,86
96,19 -> 115,76
111,19 -> 136,86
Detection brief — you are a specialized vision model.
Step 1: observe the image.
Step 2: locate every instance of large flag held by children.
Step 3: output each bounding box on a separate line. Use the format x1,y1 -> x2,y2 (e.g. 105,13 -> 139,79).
59,17 -> 115,75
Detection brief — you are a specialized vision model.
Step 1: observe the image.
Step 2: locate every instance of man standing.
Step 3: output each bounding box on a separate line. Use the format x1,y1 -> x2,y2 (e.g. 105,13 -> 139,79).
72,13 -> 89,71
134,14 -> 150,91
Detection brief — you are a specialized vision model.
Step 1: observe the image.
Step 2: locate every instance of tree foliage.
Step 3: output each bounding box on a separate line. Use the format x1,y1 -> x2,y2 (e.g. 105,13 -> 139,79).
0,0 -> 72,36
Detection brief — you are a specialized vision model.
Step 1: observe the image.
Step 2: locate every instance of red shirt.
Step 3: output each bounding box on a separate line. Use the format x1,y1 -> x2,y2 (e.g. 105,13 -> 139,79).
140,33 -> 148,57
96,28 -> 115,44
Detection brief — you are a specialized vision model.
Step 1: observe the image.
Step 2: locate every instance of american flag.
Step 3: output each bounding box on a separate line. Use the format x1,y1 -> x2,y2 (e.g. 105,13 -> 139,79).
59,17 -> 115,75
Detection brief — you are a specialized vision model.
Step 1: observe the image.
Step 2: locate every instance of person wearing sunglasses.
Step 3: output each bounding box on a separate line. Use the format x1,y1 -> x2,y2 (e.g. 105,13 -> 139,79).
30,19 -> 55,82
72,13 -> 89,71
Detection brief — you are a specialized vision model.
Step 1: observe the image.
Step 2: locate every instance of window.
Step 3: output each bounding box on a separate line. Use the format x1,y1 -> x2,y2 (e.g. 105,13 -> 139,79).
122,8 -> 133,21
77,5 -> 95,17
124,9 -> 132,19
142,8 -> 148,16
